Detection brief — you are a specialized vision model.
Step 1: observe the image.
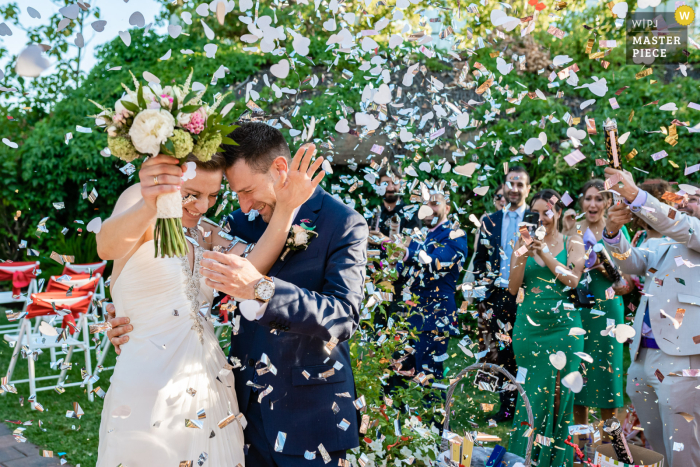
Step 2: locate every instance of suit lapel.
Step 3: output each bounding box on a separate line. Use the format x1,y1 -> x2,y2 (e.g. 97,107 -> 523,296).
490,211 -> 504,251
267,187 -> 324,277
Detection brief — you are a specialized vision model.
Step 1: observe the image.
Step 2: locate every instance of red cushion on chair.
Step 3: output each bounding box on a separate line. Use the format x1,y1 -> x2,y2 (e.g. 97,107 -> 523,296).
62,262 -> 107,276
46,273 -> 101,294
26,291 -> 93,335
0,261 -> 39,297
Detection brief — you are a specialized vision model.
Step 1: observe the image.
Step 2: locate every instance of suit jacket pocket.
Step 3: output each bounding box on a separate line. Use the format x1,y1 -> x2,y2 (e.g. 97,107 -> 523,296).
678,293 -> 700,306
292,364 -> 347,386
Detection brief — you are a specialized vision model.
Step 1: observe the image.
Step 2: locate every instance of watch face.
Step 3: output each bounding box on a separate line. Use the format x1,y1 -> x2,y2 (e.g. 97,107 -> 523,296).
256,280 -> 275,300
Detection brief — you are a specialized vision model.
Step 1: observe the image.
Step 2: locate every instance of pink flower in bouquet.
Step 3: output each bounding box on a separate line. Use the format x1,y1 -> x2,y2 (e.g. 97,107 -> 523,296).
160,94 -> 174,110
183,108 -> 205,134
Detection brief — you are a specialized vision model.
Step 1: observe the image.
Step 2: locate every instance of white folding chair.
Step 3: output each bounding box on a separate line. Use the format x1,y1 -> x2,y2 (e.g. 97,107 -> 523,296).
0,261 -> 40,336
4,291 -> 96,409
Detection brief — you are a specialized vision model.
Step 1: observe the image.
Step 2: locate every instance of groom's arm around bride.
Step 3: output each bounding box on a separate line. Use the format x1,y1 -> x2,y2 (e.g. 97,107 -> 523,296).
201,123 -> 368,466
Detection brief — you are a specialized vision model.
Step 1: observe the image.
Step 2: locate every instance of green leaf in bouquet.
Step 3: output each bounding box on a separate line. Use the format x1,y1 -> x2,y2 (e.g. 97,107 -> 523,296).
182,91 -> 198,106
221,137 -> 238,146
159,141 -> 174,156
137,84 -> 146,109
121,100 -> 140,113
171,92 -> 179,118
179,104 -> 201,113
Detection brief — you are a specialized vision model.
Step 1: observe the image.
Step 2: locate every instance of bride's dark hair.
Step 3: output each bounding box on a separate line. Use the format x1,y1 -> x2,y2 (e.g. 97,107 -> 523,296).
185,152 -> 226,172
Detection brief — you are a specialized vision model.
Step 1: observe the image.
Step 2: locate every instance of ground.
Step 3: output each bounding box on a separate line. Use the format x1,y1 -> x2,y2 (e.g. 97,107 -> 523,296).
0,312 -> 632,467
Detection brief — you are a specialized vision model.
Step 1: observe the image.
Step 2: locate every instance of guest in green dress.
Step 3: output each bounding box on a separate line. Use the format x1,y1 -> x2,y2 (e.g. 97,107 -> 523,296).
508,189 -> 587,467
563,180 -> 635,432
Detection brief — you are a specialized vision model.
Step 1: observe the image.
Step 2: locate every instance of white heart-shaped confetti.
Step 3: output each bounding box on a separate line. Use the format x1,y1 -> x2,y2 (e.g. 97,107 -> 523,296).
292,34 -> 311,56
196,3 -> 210,16
91,20 -> 107,32
561,371 -> 584,393
567,127 -> 586,140
399,128 -> 413,142
240,0 -> 254,11
524,137 -> 543,155
418,161 -> 432,172
39,321 -> 58,337
59,4 -> 79,19
574,352 -> 593,363
389,34 -> 403,48
611,1 -> 628,18
204,43 -> 218,58
496,57 -> 513,76
361,36 -> 378,52
454,163 -> 477,177
119,31 -> 131,47
129,11 -> 145,28
323,18 -> 336,31
15,45 -> 50,78
569,327 -> 587,336
181,161 -> 197,181
270,59 -> 290,79
659,102 -> 678,111
373,84 -> 392,105
160,49 -> 172,60
321,159 -> 333,174
473,186 -> 490,196
335,118 -> 349,133
87,217 -> 103,234
75,33 -> 85,48
615,323 -> 636,343
168,24 -> 182,39
549,351 -> 567,370
618,131 -> 630,144
289,129 -> 301,137
580,99 -> 596,110
418,205 -> 433,220
27,7 -> 41,19
143,71 -> 160,84
552,55 -> 572,67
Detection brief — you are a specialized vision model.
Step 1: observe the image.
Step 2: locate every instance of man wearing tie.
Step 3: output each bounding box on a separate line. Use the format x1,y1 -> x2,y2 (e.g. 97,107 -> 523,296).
472,166 -> 531,422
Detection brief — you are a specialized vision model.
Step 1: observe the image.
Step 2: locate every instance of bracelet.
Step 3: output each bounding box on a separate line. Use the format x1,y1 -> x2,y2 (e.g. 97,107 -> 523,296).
603,227 -> 618,239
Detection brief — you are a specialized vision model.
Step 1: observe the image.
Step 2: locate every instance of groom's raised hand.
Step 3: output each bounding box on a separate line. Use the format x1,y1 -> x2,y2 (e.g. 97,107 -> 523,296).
104,303 -> 132,355
200,251 -> 262,300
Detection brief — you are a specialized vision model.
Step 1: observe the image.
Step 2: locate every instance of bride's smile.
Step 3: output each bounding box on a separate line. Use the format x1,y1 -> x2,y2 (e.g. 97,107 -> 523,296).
180,168 -> 223,228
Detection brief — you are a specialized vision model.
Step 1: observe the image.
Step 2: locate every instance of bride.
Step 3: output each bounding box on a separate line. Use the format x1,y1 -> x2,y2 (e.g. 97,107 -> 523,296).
95,148 -> 324,466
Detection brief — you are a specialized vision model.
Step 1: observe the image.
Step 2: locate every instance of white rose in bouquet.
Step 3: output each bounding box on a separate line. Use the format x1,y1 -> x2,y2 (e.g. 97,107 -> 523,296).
129,109 -> 176,157
177,112 -> 192,127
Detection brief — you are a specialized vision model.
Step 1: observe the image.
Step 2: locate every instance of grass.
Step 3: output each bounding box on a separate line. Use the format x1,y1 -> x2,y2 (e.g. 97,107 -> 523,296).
0,304 -> 632,467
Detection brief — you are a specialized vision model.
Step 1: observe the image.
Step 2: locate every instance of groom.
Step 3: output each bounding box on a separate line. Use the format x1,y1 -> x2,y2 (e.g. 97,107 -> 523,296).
200,123 -> 367,466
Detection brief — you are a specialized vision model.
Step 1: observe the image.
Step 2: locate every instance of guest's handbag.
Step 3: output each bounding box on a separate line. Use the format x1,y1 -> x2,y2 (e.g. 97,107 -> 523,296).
570,286 -> 595,308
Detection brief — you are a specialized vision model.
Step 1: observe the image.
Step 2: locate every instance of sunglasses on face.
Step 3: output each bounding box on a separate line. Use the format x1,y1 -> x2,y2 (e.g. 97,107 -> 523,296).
494,194 -> 504,201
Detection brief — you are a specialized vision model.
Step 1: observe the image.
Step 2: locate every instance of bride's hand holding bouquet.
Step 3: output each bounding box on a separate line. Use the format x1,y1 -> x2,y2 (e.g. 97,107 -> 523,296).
90,69 -> 236,258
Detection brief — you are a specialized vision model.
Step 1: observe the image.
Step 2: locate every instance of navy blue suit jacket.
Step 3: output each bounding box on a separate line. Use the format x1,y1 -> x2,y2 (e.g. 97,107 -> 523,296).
225,186 -> 367,456
472,209 -> 530,301
397,223 -> 469,334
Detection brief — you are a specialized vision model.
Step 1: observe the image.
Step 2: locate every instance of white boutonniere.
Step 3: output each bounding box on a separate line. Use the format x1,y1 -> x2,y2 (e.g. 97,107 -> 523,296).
281,222 -> 318,260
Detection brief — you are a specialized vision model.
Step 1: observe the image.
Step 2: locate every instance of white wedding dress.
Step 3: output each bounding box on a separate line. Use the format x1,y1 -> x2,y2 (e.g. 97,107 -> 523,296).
97,240 -> 245,467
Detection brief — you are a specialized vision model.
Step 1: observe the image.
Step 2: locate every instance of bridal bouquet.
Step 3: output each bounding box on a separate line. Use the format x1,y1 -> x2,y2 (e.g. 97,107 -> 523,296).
90,70 -> 236,258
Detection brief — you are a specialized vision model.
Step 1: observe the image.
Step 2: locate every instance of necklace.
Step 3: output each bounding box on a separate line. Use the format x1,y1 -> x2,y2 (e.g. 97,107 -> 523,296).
184,226 -> 199,240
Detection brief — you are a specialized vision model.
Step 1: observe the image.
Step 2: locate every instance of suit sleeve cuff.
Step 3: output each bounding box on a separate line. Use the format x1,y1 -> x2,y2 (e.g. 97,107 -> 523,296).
625,189 -> 647,209
603,230 -> 622,245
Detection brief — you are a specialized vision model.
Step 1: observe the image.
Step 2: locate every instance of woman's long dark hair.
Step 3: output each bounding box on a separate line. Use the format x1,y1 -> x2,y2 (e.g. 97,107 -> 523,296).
530,189 -> 564,232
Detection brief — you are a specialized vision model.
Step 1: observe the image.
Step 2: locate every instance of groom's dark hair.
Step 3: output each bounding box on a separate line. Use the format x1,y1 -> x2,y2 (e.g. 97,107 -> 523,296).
222,122 -> 291,173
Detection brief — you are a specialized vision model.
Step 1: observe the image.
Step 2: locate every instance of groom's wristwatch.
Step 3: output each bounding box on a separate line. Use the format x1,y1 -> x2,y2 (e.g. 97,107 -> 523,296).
254,276 -> 275,302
